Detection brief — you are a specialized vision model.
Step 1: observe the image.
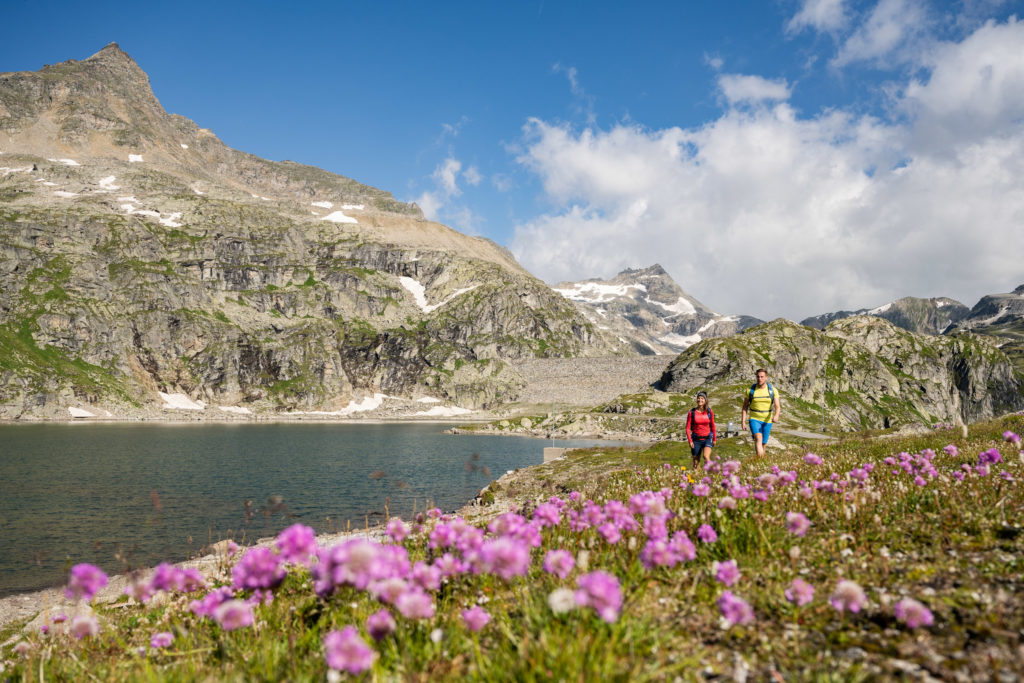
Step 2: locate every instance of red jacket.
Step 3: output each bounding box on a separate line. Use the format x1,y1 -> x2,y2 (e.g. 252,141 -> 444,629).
686,408 -> 716,444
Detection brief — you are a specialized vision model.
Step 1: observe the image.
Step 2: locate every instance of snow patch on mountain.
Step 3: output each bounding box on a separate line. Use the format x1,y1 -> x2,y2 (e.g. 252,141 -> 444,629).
322,210 -> 358,224
554,282 -> 645,303
869,302 -> 893,315
400,277 -> 479,313
649,296 -> 696,317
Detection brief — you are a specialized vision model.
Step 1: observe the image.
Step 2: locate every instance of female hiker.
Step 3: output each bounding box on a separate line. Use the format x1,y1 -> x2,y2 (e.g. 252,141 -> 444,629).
686,390 -> 716,468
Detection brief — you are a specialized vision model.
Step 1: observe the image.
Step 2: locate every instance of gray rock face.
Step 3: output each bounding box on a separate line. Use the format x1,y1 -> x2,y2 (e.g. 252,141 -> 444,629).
801,296 -> 970,335
657,317 -> 1023,429
0,45 -> 628,418
553,264 -> 762,355
949,285 -> 1024,332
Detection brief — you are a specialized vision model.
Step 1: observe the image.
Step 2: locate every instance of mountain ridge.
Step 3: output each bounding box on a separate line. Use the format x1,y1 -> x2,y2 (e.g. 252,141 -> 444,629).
554,264 -> 762,354
0,45 -> 628,419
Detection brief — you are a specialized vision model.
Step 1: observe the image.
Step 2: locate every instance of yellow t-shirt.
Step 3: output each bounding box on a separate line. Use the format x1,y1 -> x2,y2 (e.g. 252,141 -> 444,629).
748,384 -> 776,423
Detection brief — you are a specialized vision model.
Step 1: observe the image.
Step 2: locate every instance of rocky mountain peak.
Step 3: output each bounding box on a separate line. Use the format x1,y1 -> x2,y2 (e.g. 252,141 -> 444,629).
0,45 -> 627,419
554,266 -> 762,355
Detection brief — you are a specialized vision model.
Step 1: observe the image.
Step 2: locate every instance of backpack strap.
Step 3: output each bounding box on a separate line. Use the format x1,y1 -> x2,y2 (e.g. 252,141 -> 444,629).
750,383 -> 775,403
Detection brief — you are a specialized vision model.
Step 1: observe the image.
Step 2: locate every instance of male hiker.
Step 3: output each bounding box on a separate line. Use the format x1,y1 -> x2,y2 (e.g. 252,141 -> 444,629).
741,368 -> 781,457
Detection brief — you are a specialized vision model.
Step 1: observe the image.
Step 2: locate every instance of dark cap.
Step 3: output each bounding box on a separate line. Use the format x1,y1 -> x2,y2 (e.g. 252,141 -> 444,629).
696,391 -> 707,399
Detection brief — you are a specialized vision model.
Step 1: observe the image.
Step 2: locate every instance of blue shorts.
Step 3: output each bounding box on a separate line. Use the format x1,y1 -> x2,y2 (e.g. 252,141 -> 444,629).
749,419 -> 772,444
690,435 -> 714,457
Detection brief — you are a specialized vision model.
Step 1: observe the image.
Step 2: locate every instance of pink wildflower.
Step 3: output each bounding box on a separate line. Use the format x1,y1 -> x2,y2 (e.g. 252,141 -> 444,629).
65,564 -> 108,602
697,524 -> 717,543
276,523 -> 318,566
803,453 -> 823,465
943,444 -> 959,457
462,606 -> 491,632
480,537 -> 531,581
598,522 -> 622,544
324,626 -> 377,674
829,579 -> 867,613
669,531 -> 697,561
150,631 -> 174,649
69,614 -> 100,639
386,518 -> 409,543
533,502 -> 562,527
894,597 -> 934,628
785,512 -> 810,537
718,591 -> 755,626
574,570 -> 623,623
412,561 -> 442,592
784,578 -> 814,606
190,586 -> 235,618
543,549 -> 575,579
232,547 -> 286,591
366,609 -> 396,641
213,599 -> 253,630
395,589 -> 436,619
1003,430 -> 1021,446
718,496 -> 737,510
713,560 -> 741,587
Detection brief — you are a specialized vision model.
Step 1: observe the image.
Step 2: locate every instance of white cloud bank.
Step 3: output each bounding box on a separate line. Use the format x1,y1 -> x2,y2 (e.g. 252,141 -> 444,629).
510,16 -> 1024,321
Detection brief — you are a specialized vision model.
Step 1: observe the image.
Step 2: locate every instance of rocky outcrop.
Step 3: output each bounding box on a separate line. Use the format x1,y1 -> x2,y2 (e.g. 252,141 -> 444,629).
801,296 -> 970,335
0,45 -> 628,418
657,317 -> 1023,429
554,264 -> 762,354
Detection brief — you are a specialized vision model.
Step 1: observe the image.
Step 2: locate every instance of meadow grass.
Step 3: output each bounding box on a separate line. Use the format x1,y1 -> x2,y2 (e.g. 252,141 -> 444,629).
2,414 -> 1022,681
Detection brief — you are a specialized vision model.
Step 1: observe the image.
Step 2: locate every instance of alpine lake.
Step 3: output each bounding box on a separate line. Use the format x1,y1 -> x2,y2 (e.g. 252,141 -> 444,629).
0,422 -> 636,597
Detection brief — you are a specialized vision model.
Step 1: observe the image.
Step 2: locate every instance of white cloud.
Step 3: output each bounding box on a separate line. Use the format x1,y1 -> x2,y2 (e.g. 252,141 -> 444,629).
434,157 -> 463,196
510,17 -> 1024,321
553,63 -> 596,123
718,74 -> 792,104
787,0 -> 848,34
901,17 -> 1024,150
832,0 -> 929,67
703,53 -> 724,70
463,165 -> 482,186
414,190 -> 444,220
413,156 -> 484,234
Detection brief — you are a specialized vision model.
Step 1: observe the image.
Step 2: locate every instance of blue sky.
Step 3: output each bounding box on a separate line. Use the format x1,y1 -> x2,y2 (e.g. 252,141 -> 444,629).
4,0 -> 1024,320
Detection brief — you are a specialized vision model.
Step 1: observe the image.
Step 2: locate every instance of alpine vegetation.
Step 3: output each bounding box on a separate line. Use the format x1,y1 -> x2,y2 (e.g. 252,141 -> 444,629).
3,415 -> 1021,679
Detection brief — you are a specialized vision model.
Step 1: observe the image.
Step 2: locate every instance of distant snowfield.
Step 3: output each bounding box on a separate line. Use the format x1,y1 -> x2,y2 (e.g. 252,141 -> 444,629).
48,158 -> 79,166
250,194 -> 272,201
341,204 -> 364,211
649,296 -> 696,317
128,154 -> 143,163
399,277 -> 478,313
68,407 -> 94,418
159,392 -> 206,410
416,396 -> 442,403
413,405 -> 473,417
322,210 -> 358,224
218,405 -> 252,415
869,302 -> 893,315
180,143 -> 188,149
292,393 -> 390,416
554,282 -> 645,302
118,197 -> 183,227
53,190 -> 78,198
658,332 -> 702,348
99,176 -> 120,190
311,201 -> 333,209
1,166 -> 33,175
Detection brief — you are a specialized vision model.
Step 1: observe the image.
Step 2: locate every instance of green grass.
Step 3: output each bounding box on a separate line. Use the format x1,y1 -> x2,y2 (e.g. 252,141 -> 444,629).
4,414 -> 1021,679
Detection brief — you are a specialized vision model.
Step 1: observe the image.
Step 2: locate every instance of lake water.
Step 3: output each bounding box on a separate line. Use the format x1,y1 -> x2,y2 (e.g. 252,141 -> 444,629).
0,422 -> 634,598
